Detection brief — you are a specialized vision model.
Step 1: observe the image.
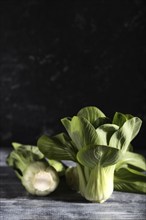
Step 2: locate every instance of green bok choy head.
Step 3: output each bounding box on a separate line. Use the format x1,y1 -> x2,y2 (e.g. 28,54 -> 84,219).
6,143 -> 60,196
37,106 -> 146,203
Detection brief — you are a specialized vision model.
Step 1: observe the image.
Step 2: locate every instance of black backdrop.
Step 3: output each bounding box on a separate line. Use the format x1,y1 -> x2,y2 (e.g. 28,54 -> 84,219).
0,0 -> 146,153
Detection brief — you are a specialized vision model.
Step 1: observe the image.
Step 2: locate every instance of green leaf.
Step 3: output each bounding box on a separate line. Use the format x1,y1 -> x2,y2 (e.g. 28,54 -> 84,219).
6,150 -> 25,177
20,145 -> 44,159
116,151 -> 146,171
77,145 -> 121,168
114,167 -> 146,193
77,106 -> 105,125
109,117 -> 142,152
12,142 -> 22,150
127,143 -> 133,152
11,143 -> 44,159
61,116 -> 98,150
48,159 -> 66,176
93,117 -> 110,129
37,133 -> 76,161
112,112 -> 133,127
6,146 -> 44,178
96,124 -> 119,145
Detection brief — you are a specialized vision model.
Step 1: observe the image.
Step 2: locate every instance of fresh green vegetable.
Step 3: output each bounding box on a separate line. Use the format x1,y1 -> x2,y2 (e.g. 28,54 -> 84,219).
65,151 -> 146,194
114,151 -> 146,193
47,159 -> 66,176
6,143 -> 60,196
65,166 -> 79,191
38,106 -> 146,203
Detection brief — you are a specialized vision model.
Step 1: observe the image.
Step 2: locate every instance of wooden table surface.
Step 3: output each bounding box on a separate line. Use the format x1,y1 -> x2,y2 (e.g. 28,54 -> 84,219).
0,148 -> 146,220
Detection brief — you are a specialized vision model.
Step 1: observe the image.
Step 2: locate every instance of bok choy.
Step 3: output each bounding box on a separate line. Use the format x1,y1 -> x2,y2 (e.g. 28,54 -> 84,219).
6,143 -> 60,196
37,106 -> 146,203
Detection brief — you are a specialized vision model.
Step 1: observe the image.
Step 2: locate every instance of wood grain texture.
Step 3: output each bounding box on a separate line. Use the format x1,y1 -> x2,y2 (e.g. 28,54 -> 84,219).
0,166 -> 146,220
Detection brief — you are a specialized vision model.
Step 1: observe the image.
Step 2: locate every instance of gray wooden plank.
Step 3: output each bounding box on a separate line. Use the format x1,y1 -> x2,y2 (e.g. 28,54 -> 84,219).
0,195 -> 146,220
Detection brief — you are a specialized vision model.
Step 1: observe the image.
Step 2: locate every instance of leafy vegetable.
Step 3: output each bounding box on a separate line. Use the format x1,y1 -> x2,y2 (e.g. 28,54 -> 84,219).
37,106 -> 146,203
114,167 -> 146,193
65,151 -> 146,195
6,143 -> 60,196
77,106 -> 105,124
47,159 -> 66,176
65,166 -> 79,191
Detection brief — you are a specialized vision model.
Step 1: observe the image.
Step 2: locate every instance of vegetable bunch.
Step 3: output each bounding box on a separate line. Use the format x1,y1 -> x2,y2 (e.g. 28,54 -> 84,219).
38,106 -> 146,203
6,143 -> 64,196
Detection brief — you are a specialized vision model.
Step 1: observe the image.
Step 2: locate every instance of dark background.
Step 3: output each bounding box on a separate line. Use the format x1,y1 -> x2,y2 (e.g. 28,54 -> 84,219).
0,0 -> 146,153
